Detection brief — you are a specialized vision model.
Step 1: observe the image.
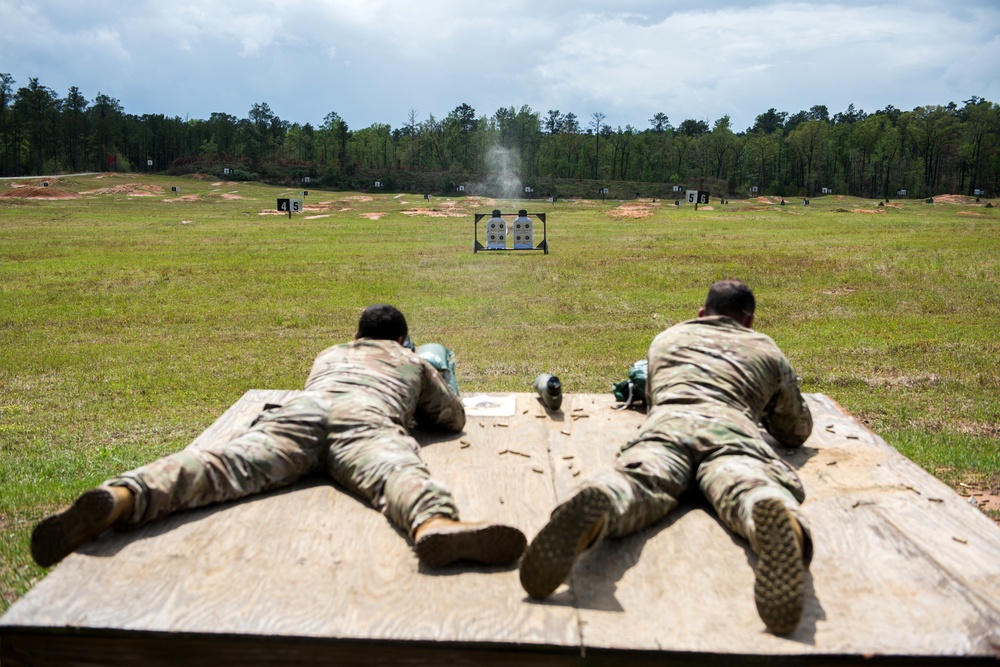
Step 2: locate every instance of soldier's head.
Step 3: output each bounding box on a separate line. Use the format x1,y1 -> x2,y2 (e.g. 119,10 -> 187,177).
699,279 -> 755,328
356,304 -> 408,344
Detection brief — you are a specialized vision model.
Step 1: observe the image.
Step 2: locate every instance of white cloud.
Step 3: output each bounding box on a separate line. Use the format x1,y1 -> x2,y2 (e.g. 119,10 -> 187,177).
1,0 -> 997,129
526,2 -> 1000,127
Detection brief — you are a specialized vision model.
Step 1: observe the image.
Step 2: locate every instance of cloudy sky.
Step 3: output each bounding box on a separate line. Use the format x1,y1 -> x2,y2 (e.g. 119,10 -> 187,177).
2,0 -> 998,132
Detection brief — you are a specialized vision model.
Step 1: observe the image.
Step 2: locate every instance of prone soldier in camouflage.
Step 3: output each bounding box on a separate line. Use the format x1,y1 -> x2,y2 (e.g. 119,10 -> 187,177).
32,304 -> 526,569
519,280 -> 813,635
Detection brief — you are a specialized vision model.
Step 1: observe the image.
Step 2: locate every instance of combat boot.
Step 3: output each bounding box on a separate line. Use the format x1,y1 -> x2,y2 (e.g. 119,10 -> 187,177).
414,517 -> 526,567
519,486 -> 611,599
31,486 -> 134,568
752,497 -> 806,635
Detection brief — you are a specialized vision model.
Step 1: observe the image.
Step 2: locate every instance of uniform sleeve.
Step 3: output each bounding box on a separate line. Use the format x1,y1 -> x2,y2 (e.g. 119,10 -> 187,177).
414,358 -> 466,432
761,356 -> 813,447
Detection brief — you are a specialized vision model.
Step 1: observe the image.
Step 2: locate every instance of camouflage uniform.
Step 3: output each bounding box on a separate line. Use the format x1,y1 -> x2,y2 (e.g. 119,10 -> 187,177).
587,316 -> 814,560
108,338 -> 465,539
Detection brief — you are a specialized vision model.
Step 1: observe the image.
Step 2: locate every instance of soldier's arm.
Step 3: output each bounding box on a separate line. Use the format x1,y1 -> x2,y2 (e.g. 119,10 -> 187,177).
414,358 -> 466,432
761,357 -> 812,447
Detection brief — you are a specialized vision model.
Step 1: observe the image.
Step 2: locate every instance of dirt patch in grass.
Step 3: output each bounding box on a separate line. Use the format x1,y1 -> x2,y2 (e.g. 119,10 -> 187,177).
304,214 -> 330,220
218,193 -> 243,200
342,195 -> 373,202
0,187 -> 79,200
608,202 -> 660,218
858,372 -> 944,388
932,194 -> 975,204
401,208 -> 464,217
752,196 -> 776,204
958,210 -> 986,216
164,194 -> 201,202
955,480 -> 1000,525
820,287 -> 857,296
259,210 -> 288,216
361,212 -> 386,220
850,208 -> 885,214
81,184 -> 164,197
94,172 -> 133,179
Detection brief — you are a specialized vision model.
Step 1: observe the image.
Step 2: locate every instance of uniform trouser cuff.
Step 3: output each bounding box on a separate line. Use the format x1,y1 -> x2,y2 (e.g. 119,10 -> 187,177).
105,477 -> 148,526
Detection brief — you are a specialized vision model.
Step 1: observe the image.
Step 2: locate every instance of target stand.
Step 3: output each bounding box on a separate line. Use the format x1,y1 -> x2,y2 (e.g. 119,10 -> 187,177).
474,210 -> 548,254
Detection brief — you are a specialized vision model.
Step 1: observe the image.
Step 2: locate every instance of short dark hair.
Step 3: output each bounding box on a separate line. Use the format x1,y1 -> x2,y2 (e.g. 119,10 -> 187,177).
357,304 -> 408,340
703,279 -> 755,320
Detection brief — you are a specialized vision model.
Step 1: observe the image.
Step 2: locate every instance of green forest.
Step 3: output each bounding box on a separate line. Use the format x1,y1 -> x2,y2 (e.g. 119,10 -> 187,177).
1,72 -> 997,199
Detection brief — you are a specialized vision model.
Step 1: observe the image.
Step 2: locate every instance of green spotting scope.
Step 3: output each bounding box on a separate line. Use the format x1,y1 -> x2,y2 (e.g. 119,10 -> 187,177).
533,373 -> 563,412
416,343 -> 460,395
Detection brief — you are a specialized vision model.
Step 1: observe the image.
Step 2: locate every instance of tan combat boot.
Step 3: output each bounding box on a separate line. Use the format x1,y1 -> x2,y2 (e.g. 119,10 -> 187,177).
752,497 -> 806,635
414,517 -> 526,567
31,486 -> 134,568
519,486 -> 611,599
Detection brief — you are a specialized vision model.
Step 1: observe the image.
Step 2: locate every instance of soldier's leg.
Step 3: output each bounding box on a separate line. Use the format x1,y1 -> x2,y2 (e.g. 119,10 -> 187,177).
696,453 -> 812,562
597,436 -> 695,539
31,394 -> 333,567
697,452 -> 812,635
520,436 -> 694,598
112,393 -> 333,525
325,425 -> 524,566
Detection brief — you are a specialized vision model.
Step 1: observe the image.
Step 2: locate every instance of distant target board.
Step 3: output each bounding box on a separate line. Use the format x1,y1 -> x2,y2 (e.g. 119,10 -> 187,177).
474,209 -> 548,254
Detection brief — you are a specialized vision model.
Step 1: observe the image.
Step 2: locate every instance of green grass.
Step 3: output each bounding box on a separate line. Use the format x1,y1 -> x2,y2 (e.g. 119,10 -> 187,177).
1,176 -> 998,610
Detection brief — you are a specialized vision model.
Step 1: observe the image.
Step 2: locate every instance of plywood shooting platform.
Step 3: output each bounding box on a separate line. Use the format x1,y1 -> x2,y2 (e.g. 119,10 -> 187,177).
3,392 -> 999,665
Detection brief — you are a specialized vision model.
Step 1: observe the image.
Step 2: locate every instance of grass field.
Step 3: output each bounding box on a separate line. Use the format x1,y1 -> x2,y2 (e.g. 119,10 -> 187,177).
1,173 -> 998,611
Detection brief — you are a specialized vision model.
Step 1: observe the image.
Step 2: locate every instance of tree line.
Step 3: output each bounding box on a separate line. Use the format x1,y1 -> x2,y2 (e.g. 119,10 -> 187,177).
2,72 -> 997,199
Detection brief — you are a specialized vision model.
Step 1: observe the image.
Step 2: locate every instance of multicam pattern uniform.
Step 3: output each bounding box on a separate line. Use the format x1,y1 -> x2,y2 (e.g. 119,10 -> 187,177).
109,338 -> 465,538
586,316 -> 814,561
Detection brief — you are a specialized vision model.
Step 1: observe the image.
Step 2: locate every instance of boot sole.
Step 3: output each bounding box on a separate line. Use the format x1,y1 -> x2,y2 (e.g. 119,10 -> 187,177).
415,524 -> 526,568
753,498 -> 805,635
31,488 -> 119,568
519,487 -> 611,599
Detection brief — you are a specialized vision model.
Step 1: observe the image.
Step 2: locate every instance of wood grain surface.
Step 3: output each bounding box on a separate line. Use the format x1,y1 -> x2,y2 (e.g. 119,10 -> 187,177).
3,392 -> 998,666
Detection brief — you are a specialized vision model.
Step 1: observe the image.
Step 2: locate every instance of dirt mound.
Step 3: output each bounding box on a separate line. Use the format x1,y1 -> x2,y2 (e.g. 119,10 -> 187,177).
303,203 -> 335,212
0,187 -> 79,199
608,202 -> 659,219
753,196 -> 775,204
361,212 -> 386,220
82,184 -> 164,196
933,194 -> 976,204
401,208 -> 464,217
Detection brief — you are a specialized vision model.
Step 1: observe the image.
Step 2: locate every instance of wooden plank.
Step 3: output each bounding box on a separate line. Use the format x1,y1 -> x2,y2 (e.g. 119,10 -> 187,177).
568,394 -> 1000,657
3,392 -> 999,665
